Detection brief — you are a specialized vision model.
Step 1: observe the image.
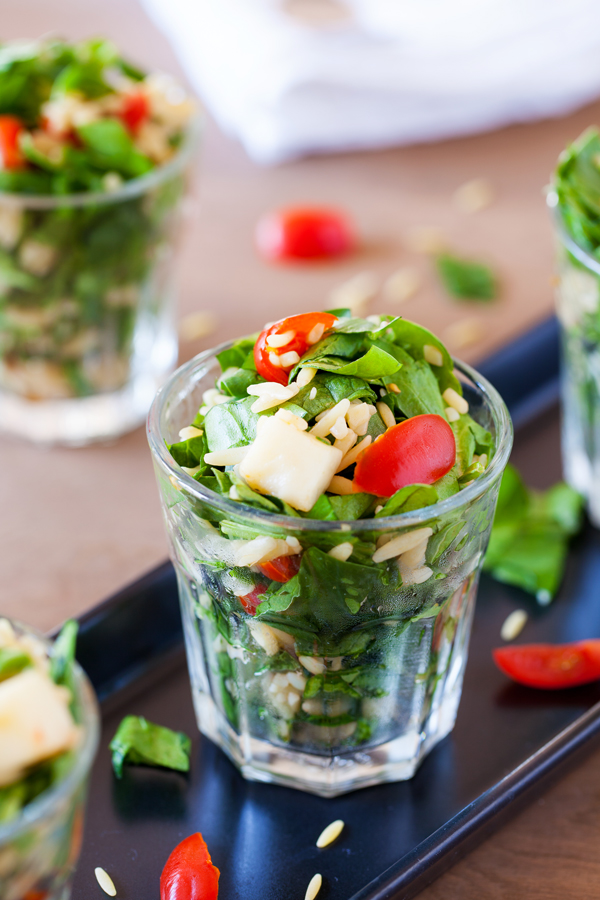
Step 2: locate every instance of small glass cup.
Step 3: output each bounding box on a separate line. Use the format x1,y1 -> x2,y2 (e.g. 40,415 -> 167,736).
148,345 -> 512,796
0,621 -> 99,900
0,119 -> 199,446
548,190 -> 600,524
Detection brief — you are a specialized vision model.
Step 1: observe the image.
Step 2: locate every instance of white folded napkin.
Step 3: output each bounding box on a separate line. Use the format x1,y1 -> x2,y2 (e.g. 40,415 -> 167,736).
141,0 -> 600,164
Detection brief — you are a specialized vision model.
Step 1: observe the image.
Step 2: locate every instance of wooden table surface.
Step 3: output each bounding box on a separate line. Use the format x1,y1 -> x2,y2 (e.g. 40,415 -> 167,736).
3,2 -> 600,897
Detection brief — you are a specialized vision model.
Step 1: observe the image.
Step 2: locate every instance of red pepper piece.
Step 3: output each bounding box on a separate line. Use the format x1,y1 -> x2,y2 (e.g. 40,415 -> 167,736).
160,832 -> 220,900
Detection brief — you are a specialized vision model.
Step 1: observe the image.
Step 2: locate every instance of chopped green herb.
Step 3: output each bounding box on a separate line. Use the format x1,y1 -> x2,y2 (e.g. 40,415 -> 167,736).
109,715 -> 192,778
436,253 -> 498,301
483,464 -> 585,602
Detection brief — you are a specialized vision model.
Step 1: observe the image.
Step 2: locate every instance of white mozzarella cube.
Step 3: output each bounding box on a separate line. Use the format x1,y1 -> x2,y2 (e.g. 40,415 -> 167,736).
0,669 -> 78,787
239,415 -> 342,512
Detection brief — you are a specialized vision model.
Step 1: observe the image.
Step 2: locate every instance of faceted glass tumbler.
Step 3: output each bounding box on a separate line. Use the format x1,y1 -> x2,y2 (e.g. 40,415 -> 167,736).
549,191 -> 600,525
0,120 -> 199,445
0,621 -> 99,900
148,346 -> 512,796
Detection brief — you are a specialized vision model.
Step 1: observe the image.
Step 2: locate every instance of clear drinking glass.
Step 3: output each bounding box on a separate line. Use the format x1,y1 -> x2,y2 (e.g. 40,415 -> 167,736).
0,621 -> 99,900
0,120 -> 199,446
548,190 -> 600,524
148,346 -> 512,796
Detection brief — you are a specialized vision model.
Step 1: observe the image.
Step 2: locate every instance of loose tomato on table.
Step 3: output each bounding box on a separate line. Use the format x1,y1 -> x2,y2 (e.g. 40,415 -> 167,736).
493,640 -> 600,689
254,311 -> 337,384
258,554 -> 301,583
239,584 -> 267,615
160,832 -> 220,900
255,206 -> 355,262
353,414 -> 456,497
119,92 -> 150,134
0,115 -> 25,169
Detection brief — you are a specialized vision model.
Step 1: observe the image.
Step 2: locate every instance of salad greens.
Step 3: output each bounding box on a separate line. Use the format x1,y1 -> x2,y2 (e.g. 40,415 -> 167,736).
435,253 -> 497,301
554,127 -> 600,257
552,127 -> 600,525
110,715 -> 191,778
0,619 -> 80,824
159,311 -> 505,761
483,463 -> 584,603
0,38 -> 194,401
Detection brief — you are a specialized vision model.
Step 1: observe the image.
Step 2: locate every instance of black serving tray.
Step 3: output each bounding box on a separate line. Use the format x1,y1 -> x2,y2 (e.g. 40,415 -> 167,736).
69,316 -> 600,900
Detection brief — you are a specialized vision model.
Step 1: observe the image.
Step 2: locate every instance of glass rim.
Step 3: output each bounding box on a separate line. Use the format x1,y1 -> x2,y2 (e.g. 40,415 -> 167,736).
0,619 -> 100,844
546,188 -> 600,277
0,113 -> 202,210
147,338 -> 514,532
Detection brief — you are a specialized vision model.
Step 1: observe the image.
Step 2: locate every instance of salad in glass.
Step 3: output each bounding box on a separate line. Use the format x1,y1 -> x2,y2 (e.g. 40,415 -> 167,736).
550,127 -> 600,525
149,309 -> 512,795
0,37 -> 197,444
0,619 -> 99,900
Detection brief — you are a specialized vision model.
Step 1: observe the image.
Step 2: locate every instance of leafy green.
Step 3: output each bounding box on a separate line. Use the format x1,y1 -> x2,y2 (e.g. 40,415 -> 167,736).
109,715 -> 192,779
555,127 -> 600,254
483,464 -> 585,601
387,317 -> 462,394
298,344 -> 401,380
436,253 -> 498,301
329,492 -> 377,520
203,397 -> 260,452
384,346 -> 446,417
49,619 -> 78,686
167,431 -> 207,469
0,647 -> 31,682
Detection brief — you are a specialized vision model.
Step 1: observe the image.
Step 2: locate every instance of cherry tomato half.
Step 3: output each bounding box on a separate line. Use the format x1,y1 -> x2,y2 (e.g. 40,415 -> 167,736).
493,640 -> 600,690
254,311 -> 337,384
239,584 -> 267,615
258,554 -> 302,583
160,832 -> 220,900
353,414 -> 456,497
119,92 -> 150,134
255,206 -> 355,262
0,115 -> 25,170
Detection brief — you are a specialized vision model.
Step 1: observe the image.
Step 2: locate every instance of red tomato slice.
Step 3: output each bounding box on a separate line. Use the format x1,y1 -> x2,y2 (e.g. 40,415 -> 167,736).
254,311 -> 337,384
256,206 -> 355,262
493,640 -> 600,690
119,92 -> 149,134
239,584 -> 267,615
0,115 -> 25,170
353,414 -> 456,497
160,832 -> 220,900
258,555 -> 302,583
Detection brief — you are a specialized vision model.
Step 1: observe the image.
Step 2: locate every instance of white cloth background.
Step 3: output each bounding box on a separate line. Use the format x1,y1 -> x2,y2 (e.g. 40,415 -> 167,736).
141,0 -> 600,164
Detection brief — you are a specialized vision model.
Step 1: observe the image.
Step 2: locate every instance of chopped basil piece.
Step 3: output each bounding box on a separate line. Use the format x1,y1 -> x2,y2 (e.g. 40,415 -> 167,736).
109,715 -> 192,778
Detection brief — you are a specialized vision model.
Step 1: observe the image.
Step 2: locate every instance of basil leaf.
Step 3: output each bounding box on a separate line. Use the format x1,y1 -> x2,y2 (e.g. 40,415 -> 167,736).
109,715 -> 192,779
376,484 -> 439,517
0,647 -> 31,683
329,492 -> 376,520
217,366 -> 261,398
436,253 -> 497,301
307,494 -> 337,520
76,119 -> 153,178
385,346 -> 445,417
167,432 -> 207,468
217,337 -> 257,372
483,464 -> 585,602
49,619 -> 78,686
203,396 -> 259,452
309,345 -> 401,379
387,317 -> 461,394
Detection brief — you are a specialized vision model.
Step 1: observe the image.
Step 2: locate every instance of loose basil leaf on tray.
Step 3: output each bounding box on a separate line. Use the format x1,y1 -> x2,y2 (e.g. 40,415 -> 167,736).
109,715 -> 192,778
483,463 -> 585,603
